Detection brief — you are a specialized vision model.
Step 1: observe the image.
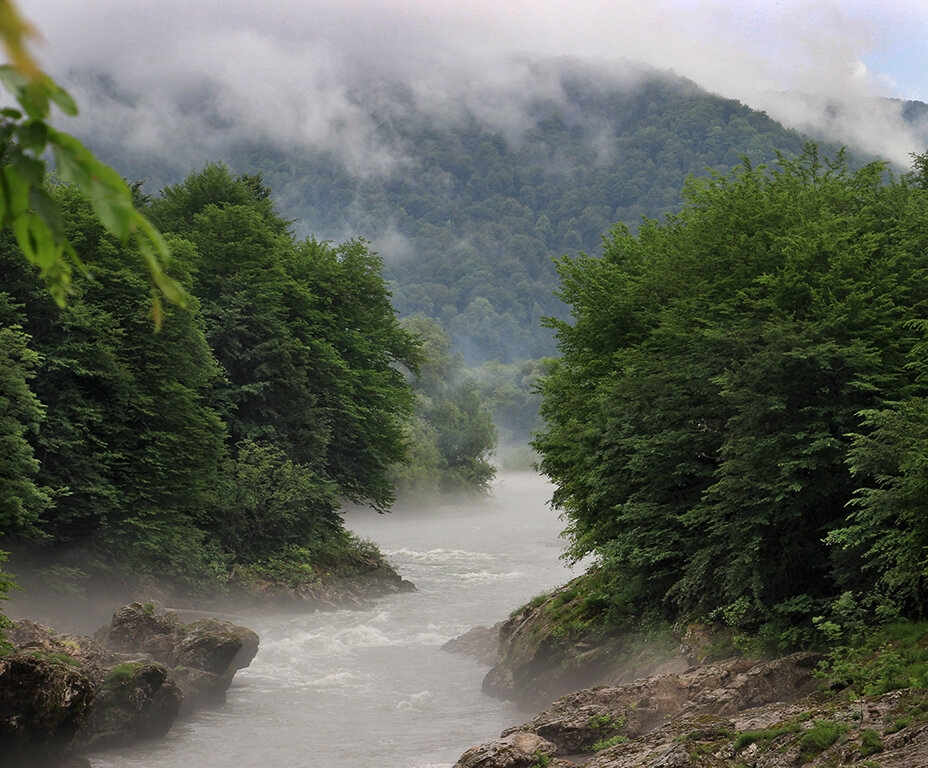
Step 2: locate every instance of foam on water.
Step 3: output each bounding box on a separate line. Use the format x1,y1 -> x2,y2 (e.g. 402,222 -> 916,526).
90,473 -> 577,768
457,569 -> 522,584
395,690 -> 433,710
384,547 -> 495,564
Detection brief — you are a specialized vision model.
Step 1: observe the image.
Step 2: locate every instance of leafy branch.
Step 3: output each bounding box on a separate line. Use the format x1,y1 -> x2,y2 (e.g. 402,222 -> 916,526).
0,0 -> 183,326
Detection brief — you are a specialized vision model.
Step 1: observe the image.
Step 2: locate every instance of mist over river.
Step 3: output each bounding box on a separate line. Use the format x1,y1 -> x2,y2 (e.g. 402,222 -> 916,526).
89,472 -> 580,768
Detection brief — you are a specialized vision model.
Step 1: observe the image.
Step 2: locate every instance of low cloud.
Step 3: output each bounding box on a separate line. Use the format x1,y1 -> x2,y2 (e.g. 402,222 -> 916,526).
24,0 -> 928,174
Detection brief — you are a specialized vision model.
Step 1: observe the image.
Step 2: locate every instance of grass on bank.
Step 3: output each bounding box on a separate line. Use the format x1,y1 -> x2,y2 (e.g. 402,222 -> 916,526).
232,535 -> 384,589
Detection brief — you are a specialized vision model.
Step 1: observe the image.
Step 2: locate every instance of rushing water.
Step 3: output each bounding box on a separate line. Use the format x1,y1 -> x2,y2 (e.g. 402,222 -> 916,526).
90,472 -> 580,768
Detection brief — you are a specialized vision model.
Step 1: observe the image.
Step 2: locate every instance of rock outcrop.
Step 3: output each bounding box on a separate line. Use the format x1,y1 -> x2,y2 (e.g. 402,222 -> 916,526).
95,603 -> 258,711
0,604 -> 259,767
456,653 -> 928,768
482,580 -> 689,708
442,622 -> 505,666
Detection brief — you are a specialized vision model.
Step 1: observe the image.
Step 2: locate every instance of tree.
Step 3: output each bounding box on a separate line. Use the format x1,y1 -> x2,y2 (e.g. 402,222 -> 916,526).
0,184 -> 227,581
0,297 -> 49,537
392,315 -> 496,497
534,146 -> 928,631
151,166 -> 420,512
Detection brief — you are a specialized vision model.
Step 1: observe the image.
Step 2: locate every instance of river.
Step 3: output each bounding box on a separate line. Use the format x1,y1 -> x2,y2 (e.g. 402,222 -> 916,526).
90,472 -> 580,768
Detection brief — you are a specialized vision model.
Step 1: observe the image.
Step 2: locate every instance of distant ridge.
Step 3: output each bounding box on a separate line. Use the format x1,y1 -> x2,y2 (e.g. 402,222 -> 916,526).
75,59 -> 914,363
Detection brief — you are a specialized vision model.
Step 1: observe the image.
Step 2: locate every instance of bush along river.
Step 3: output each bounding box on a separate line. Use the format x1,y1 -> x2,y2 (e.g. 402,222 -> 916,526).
89,472 -> 579,768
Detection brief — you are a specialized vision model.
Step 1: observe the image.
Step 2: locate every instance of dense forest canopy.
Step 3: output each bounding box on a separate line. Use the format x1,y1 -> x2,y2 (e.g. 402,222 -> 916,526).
534,147 -> 928,642
0,165 -> 449,588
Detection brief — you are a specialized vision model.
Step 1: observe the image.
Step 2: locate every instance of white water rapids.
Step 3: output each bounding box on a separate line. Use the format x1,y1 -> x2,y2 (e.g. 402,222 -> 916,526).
90,472 -> 581,768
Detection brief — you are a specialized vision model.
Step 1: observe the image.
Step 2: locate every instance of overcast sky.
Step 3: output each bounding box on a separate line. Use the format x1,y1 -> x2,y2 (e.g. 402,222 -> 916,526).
22,0 -> 928,168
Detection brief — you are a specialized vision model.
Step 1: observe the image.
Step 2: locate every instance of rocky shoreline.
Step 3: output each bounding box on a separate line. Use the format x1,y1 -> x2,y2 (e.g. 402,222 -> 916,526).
445,591 -> 928,768
0,604 -> 258,768
1,555 -> 416,767
221,557 -> 416,612
454,654 -> 928,767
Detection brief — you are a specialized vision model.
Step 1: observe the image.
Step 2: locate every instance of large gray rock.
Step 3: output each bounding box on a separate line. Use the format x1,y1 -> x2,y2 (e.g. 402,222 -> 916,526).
0,652 -> 95,767
83,661 -> 183,748
1,606 -> 259,765
94,603 -> 258,708
482,580 -> 689,709
454,730 -> 570,768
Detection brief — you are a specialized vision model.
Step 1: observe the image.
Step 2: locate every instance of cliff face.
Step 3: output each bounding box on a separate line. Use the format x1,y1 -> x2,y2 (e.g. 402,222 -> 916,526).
0,604 -> 259,767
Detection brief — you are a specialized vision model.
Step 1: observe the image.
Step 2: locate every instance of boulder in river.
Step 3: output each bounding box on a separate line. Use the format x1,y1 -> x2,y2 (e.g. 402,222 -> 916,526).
0,604 -> 259,766
94,602 -> 258,709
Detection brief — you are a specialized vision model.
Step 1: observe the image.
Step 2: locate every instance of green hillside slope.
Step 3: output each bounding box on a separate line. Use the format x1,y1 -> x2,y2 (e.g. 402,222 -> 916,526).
76,59 -> 907,363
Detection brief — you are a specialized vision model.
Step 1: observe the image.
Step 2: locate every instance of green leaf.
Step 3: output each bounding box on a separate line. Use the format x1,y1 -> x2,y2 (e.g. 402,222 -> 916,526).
47,82 -> 78,116
14,81 -> 49,120
12,211 -> 58,272
12,153 -> 44,186
0,64 -> 28,97
15,119 -> 48,153
1,165 -> 30,219
48,130 -> 93,188
89,181 -> 133,240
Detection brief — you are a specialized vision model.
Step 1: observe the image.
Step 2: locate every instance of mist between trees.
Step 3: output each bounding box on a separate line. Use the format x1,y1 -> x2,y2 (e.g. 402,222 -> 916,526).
0,164 -> 497,608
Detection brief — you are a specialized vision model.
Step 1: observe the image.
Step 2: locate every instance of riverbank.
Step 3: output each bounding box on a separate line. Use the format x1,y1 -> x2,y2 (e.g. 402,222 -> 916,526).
82,472 -> 579,768
449,573 -> 928,767
3,536 -> 413,635
454,651 -> 928,767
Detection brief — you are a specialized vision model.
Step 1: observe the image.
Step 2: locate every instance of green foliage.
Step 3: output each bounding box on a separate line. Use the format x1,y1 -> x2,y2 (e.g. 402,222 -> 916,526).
104,662 -> 142,689
529,750 -> 550,768
829,396 -> 928,618
817,622 -> 928,695
585,713 -> 628,751
218,439 -> 338,561
0,548 -> 18,653
733,723 -> 801,751
0,164 -> 423,588
590,734 -> 629,750
235,536 -> 382,588
391,315 -> 496,498
859,729 -> 883,757
0,303 -> 49,536
534,146 -> 928,631
798,720 -> 848,762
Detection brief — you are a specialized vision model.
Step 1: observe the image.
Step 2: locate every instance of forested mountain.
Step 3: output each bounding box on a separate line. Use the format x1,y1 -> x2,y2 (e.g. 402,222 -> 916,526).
76,60 -> 863,364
